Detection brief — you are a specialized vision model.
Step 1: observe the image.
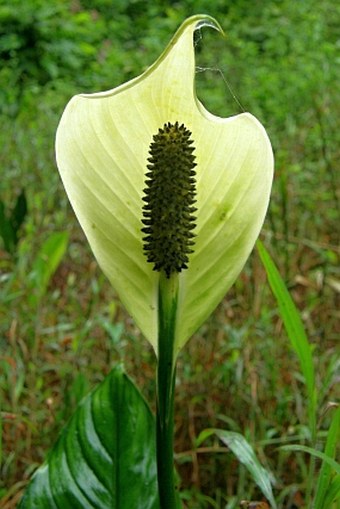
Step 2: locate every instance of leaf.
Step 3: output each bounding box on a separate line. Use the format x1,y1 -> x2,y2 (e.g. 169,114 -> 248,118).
282,443 -> 340,506
197,428 -> 277,508
281,445 -> 340,475
18,366 -> 160,509
322,475 -> 340,507
28,231 -> 69,306
256,240 -> 317,438
314,406 -> 340,509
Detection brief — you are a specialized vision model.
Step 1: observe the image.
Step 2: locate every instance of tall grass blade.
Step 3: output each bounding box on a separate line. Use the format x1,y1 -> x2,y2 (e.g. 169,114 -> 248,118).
256,240 -> 317,439
314,406 -> 340,509
322,475 -> 340,508
281,444 -> 340,475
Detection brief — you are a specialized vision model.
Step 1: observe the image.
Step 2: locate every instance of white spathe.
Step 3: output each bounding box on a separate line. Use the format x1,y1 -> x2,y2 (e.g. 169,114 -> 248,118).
56,15 -> 274,356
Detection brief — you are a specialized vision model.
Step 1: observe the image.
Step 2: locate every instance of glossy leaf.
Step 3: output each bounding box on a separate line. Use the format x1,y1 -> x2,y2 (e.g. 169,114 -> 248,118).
18,366 -> 159,509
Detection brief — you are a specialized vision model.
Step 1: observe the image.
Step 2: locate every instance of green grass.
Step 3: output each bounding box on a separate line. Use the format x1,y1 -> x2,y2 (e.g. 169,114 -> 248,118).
1,1 -> 339,507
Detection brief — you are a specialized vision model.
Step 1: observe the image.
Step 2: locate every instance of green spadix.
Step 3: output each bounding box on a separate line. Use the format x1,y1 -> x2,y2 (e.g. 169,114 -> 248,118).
56,15 -> 274,357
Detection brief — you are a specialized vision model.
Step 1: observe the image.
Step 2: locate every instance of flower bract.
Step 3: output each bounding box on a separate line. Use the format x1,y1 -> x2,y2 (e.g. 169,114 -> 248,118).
56,15 -> 274,356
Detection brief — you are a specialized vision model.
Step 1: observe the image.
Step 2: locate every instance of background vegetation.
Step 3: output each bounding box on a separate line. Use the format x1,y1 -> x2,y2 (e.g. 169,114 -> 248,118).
0,0 -> 339,507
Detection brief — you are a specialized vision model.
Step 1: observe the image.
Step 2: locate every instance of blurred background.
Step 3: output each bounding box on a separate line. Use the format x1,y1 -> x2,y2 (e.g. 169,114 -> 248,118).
0,0 -> 339,507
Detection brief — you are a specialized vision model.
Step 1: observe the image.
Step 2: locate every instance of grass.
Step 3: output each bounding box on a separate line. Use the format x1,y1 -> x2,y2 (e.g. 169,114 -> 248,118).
0,230 -> 339,507
1,0 -> 339,507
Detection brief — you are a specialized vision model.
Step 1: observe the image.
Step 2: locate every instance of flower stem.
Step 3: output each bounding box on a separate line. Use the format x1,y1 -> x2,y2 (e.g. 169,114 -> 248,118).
156,272 -> 180,509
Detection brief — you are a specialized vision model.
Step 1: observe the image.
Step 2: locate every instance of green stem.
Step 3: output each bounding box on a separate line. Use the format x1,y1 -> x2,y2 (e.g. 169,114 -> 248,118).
156,272 -> 179,509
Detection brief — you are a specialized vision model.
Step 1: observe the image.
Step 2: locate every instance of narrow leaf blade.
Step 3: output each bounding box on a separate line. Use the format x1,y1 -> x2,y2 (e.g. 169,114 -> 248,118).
314,406 -> 340,509
322,475 -> 340,508
257,240 -> 317,438
281,445 -> 340,475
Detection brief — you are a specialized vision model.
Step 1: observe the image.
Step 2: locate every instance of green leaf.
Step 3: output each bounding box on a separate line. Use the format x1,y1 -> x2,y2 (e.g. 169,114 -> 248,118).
18,366 -> 160,509
197,428 -> 277,508
281,445 -> 340,475
256,240 -> 317,439
282,442 -> 340,506
322,475 -> 340,507
314,406 -> 340,509
28,231 -> 69,306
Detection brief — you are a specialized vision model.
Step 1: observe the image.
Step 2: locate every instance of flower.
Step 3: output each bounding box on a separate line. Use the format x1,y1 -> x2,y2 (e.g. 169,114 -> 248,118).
56,15 -> 274,356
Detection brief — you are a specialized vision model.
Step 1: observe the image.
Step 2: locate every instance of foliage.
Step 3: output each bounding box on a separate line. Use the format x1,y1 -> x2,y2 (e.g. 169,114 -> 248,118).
257,241 -> 339,507
0,0 -> 339,507
17,366 -> 159,509
196,429 -> 277,508
257,241 -> 317,440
